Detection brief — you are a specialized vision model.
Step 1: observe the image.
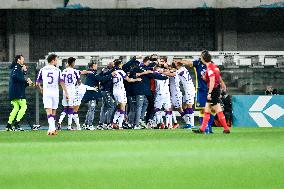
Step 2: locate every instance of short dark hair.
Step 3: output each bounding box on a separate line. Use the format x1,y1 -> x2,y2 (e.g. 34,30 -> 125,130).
150,54 -> 158,61
88,60 -> 97,68
14,55 -> 23,63
160,56 -> 167,62
47,54 -> 57,63
201,50 -> 211,62
143,56 -> 150,63
113,59 -> 122,67
173,56 -> 182,60
67,57 -> 76,66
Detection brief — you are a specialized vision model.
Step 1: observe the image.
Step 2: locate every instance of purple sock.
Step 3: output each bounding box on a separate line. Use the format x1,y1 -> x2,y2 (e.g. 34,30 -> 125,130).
183,108 -> 189,114
165,111 -> 172,115
184,108 -> 194,115
47,114 -> 53,119
188,108 -> 194,114
118,109 -> 125,114
68,108 -> 74,115
179,111 -> 185,117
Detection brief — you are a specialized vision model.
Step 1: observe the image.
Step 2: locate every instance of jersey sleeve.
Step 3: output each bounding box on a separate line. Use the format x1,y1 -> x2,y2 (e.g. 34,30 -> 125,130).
74,70 -> 81,82
193,60 -> 199,67
207,65 -> 215,78
119,70 -> 127,79
178,70 -> 184,76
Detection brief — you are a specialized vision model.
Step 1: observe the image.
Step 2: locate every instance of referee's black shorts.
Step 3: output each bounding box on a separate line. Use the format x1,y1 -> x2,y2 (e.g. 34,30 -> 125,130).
207,85 -> 221,106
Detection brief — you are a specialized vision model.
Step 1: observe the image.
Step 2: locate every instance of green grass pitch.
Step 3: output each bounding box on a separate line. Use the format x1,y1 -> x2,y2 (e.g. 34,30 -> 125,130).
0,128 -> 283,189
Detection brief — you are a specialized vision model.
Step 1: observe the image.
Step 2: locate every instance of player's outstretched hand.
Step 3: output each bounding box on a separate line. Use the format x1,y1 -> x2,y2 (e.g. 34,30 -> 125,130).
80,70 -> 93,75
207,94 -> 212,100
27,78 -> 33,86
136,78 -> 142,82
111,71 -> 117,77
65,94 -> 70,101
93,86 -> 98,92
22,65 -> 28,72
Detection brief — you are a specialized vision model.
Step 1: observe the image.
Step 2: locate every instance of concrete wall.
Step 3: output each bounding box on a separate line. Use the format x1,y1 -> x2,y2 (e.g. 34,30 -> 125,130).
67,0 -> 284,9
28,9 -> 215,61
0,11 -> 7,61
237,32 -> 284,51
1,0 -> 284,9
1,9 -> 284,61
217,9 -> 284,51
5,10 -> 30,61
0,0 -> 62,9
236,9 -> 284,50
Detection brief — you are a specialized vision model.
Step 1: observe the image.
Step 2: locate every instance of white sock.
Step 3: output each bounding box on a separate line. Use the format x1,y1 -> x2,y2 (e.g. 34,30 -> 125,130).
58,112 -> 66,124
183,114 -> 191,124
118,113 -> 125,128
73,113 -> 80,127
155,111 -> 162,124
172,112 -> 177,123
48,117 -> 53,131
165,113 -> 172,128
48,116 -> 56,131
160,116 -> 164,124
113,111 -> 120,124
68,114 -> 73,127
189,113 -> 195,126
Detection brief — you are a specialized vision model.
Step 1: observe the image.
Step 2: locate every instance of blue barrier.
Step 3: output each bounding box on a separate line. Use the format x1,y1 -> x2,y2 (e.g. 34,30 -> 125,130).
232,95 -> 284,127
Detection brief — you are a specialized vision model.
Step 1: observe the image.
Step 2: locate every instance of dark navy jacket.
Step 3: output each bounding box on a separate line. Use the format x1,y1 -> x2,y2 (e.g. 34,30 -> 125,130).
130,68 -> 168,96
99,68 -> 113,92
122,57 -> 140,73
82,69 -> 112,103
122,58 -> 140,97
9,62 -> 28,100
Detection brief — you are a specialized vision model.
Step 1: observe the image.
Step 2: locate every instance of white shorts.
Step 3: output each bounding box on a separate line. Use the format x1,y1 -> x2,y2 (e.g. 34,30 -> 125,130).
43,95 -> 59,109
113,90 -> 127,104
73,93 -> 82,106
171,92 -> 183,108
62,89 -> 75,107
155,93 -> 171,110
183,90 -> 195,105
62,95 -> 75,107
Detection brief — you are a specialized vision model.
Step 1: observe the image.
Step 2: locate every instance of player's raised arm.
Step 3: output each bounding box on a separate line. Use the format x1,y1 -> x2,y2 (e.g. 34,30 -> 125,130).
136,69 -> 153,77
124,75 -> 142,82
181,59 -> 193,67
159,69 -> 176,77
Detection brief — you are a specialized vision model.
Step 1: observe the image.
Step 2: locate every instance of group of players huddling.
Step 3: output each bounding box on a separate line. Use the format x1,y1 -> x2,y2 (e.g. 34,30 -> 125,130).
7,50 -> 230,135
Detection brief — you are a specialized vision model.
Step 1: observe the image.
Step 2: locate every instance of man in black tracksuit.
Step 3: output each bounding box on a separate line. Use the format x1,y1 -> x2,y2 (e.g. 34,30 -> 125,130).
98,62 -> 116,129
7,55 -> 33,131
82,61 -> 114,130
123,56 -> 168,129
